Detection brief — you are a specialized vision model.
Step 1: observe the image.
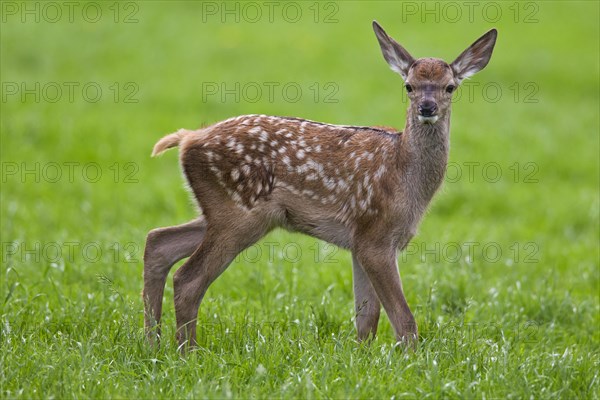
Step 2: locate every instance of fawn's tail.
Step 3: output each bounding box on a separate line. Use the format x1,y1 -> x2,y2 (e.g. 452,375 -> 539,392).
151,129 -> 194,157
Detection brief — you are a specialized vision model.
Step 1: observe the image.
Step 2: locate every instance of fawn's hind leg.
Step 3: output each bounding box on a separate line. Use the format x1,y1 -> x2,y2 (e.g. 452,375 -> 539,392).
143,217 -> 207,344
173,212 -> 269,350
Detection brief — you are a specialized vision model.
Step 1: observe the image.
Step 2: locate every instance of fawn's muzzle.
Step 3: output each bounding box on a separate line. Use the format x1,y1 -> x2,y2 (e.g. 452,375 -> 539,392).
418,101 -> 438,117
417,101 -> 439,124
417,100 -> 438,124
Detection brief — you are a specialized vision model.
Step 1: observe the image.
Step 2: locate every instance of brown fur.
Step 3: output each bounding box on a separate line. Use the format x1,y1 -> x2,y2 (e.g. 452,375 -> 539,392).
410,58 -> 452,81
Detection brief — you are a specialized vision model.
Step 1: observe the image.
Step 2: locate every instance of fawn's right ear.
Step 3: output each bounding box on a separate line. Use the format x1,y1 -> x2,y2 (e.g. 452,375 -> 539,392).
373,21 -> 415,80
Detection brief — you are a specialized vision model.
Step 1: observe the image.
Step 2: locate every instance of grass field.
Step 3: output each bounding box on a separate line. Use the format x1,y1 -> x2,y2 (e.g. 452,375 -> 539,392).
1,1 -> 599,398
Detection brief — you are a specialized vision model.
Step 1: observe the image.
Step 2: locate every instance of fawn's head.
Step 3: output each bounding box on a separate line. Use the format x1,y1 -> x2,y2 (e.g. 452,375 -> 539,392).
373,21 -> 497,125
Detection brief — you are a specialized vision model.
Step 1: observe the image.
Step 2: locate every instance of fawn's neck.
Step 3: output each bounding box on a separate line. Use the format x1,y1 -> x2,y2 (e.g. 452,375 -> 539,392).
398,111 -> 451,204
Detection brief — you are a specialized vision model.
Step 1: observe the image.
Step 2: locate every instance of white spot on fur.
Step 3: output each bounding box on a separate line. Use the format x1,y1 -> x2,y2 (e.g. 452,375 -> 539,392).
210,165 -> 222,179
359,199 -> 368,211
323,177 -> 336,191
231,191 -> 245,208
374,165 -> 386,180
300,121 -> 308,133
363,175 -> 370,187
305,159 -> 323,175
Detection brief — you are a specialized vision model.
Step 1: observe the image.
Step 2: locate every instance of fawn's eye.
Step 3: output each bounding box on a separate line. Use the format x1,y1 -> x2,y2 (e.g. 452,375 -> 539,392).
445,85 -> 456,93
405,84 -> 413,93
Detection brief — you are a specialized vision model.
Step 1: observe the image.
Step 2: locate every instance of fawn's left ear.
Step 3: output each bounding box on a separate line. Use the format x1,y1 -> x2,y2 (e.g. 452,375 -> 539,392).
450,29 -> 497,84
373,21 -> 415,80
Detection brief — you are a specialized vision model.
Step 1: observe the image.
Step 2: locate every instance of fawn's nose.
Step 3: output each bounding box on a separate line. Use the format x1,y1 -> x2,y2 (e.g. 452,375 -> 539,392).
418,101 -> 438,117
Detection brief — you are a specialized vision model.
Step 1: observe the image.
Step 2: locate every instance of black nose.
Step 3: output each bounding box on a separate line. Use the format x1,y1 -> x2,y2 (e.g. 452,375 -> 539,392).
418,102 -> 438,117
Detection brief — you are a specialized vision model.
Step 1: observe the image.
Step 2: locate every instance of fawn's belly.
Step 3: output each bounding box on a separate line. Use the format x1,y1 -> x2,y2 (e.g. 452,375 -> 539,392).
279,204 -> 353,249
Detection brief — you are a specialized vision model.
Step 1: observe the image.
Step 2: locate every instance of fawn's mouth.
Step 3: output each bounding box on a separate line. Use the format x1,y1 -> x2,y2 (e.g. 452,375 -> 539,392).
417,115 -> 439,124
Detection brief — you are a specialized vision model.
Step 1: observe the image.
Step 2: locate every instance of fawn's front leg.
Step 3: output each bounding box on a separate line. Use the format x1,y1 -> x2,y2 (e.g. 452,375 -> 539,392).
352,255 -> 381,341
353,238 -> 417,346
143,217 -> 207,344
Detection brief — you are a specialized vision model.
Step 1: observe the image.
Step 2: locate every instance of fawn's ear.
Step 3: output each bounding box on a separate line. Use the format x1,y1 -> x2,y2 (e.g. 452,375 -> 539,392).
373,21 -> 415,80
450,29 -> 497,84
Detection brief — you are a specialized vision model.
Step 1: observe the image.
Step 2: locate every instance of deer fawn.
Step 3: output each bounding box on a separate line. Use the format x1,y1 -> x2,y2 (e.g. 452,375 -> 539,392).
143,21 -> 497,349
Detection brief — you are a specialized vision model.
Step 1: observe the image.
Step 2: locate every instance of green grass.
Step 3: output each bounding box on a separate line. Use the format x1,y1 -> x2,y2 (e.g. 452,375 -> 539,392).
1,1 -> 599,398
